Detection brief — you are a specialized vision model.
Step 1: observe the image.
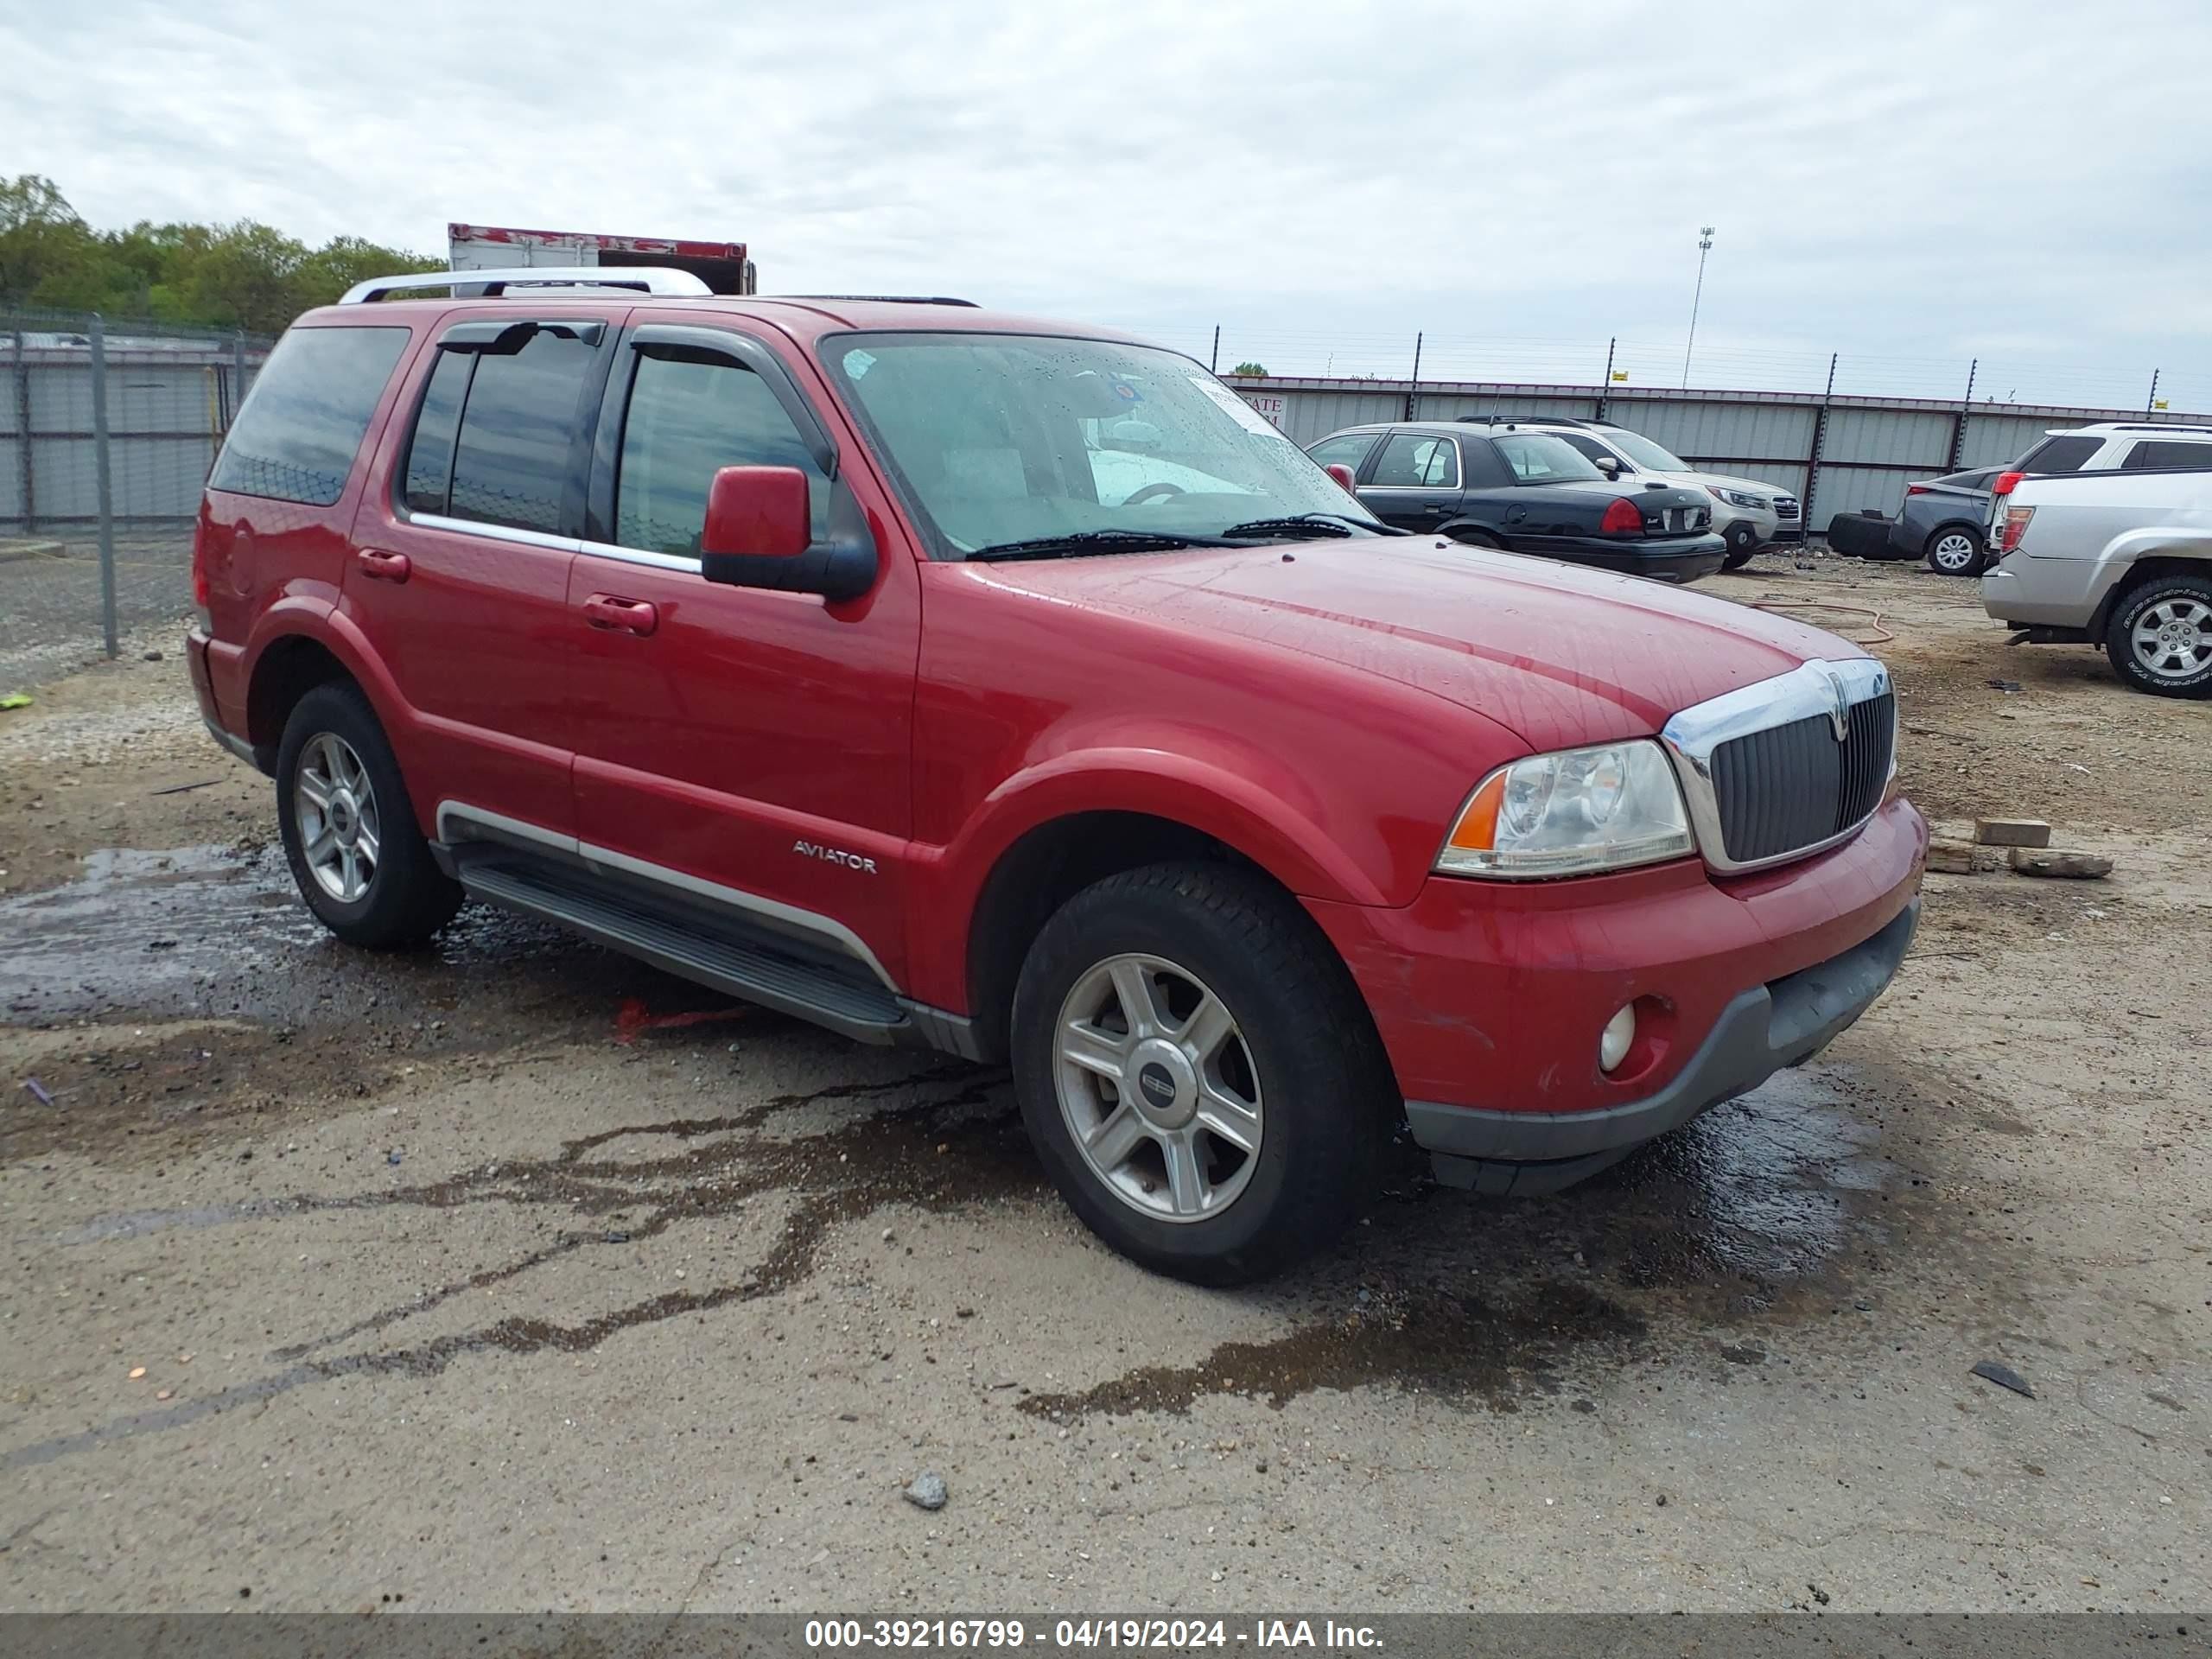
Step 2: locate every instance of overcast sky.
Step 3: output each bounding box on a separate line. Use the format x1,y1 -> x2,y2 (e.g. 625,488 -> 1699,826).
4,0 -> 2208,404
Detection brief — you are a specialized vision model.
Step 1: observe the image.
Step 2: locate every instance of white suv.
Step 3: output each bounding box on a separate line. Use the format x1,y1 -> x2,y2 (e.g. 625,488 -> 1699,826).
1509,416 -> 1802,569
2007,422 -> 2212,476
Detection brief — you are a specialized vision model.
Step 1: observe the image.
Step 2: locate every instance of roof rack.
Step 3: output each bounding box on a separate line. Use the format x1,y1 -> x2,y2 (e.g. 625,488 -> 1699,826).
780,295 -> 980,308
1455,412 -> 1595,429
338,266 -> 712,304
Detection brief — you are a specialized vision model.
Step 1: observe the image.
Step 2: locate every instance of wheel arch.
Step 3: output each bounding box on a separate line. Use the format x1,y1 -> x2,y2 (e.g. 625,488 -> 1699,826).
963,810 -> 1270,1061
245,635 -> 357,767
2091,552 -> 2212,636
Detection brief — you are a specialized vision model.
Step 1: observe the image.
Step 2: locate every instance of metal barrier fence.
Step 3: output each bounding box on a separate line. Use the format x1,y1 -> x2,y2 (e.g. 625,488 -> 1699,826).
1219,372 -> 2212,533
0,309 -> 272,690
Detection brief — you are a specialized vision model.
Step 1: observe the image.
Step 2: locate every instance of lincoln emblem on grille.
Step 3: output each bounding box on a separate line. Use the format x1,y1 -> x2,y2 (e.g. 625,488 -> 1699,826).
1823,669 -> 1851,741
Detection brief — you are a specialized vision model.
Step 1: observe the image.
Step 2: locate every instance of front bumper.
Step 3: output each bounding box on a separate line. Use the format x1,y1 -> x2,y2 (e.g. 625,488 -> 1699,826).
1305,796 -> 1926,1190
1411,899 -> 1916,1192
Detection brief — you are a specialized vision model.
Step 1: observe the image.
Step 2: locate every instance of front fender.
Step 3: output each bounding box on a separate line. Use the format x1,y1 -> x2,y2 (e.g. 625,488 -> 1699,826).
902,743 -> 1408,1011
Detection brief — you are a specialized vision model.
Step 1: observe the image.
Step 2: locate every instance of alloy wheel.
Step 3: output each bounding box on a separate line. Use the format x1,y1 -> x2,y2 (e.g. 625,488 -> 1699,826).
293,731 -> 382,903
1929,531 -> 1979,574
2131,597 -> 2212,681
1053,952 -> 1263,1223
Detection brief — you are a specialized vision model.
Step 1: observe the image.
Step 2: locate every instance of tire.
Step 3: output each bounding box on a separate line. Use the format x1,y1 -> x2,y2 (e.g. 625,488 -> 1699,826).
1721,522 -> 1758,569
1445,526 -> 1505,550
275,681 -> 462,947
2104,573 -> 2212,698
1009,862 -> 1391,1286
1923,524 -> 1985,577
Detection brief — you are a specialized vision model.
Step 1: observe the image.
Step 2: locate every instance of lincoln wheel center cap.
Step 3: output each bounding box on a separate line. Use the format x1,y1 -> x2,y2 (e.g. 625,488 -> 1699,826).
1128,1039 -> 1198,1130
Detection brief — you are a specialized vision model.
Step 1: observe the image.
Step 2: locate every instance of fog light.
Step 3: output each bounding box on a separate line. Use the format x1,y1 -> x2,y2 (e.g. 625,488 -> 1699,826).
1599,1004 -> 1637,1073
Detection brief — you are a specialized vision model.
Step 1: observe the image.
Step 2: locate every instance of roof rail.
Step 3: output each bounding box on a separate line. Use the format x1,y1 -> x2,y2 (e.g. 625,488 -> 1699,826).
780,295 -> 980,308
338,266 -> 713,304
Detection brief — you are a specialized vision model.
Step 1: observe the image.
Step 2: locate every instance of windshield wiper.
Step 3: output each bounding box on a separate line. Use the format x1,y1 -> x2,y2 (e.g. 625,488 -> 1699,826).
966,530 -> 1241,562
1218,512 -> 1403,539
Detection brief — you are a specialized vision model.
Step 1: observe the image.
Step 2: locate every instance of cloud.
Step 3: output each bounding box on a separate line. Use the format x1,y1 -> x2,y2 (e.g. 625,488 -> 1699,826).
4,0 -> 2208,403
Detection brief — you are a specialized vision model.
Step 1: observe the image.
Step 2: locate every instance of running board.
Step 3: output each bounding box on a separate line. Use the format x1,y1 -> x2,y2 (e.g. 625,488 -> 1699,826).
457,857 -> 911,1045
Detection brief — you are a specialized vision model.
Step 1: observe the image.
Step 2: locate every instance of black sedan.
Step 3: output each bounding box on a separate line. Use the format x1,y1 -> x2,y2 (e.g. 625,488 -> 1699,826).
1306,420 -> 1727,583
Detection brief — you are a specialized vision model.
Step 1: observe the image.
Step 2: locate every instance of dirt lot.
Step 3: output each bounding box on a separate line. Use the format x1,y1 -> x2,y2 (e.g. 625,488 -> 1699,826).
1,553 -> 2206,1614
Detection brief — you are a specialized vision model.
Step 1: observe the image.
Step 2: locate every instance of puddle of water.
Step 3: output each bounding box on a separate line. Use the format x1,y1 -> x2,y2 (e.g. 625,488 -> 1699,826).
0,846 -> 321,1020
1020,1278 -> 1643,1419
0,842 -> 738,1035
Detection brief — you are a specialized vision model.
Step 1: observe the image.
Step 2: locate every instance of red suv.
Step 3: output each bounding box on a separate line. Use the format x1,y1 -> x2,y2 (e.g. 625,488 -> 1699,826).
188,270 -> 1927,1284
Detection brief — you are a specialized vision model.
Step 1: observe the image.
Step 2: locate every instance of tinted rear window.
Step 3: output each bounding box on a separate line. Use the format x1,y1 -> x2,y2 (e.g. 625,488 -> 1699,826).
446,332 -> 598,533
208,326 -> 410,506
2122,439 -> 2210,470
2016,434 -> 2101,474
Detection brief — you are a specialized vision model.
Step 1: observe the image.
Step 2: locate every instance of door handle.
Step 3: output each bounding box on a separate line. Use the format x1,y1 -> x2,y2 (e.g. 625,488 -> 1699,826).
583,594 -> 658,637
356,548 -> 412,583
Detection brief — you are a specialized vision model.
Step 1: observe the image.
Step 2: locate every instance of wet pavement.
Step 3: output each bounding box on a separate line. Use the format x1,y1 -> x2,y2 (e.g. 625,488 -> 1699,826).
2,837 -> 2205,1611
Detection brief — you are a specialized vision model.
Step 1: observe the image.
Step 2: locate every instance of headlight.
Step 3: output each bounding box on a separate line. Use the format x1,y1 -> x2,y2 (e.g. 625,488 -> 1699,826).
1714,487 -> 1767,511
1436,741 -> 1695,879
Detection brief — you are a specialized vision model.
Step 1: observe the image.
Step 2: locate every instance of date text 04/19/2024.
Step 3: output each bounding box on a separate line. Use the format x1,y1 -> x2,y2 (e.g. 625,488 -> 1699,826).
802,1619 -> 1382,1649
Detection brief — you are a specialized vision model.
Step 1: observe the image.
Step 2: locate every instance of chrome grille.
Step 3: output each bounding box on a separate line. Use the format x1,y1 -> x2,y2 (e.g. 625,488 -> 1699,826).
1707,692 -> 1895,863
1774,497 -> 1802,522
1661,659 -> 1896,874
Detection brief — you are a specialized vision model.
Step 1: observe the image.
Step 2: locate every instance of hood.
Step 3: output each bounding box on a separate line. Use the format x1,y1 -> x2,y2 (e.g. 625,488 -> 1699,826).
963,537 -> 1862,751
1667,470 -> 1789,499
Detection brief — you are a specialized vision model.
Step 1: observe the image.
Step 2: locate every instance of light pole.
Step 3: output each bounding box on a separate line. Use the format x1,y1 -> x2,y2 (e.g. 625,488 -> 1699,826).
1681,226 -> 1714,389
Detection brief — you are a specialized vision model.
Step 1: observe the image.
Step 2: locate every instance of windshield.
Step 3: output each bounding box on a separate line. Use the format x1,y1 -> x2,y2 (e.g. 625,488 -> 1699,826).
823,333 -> 1384,556
1494,432 -> 1606,484
1604,429 -> 1692,474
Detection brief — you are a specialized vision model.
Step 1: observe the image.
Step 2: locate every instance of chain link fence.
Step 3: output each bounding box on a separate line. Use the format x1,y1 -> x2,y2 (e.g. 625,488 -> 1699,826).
1,309 -> 273,692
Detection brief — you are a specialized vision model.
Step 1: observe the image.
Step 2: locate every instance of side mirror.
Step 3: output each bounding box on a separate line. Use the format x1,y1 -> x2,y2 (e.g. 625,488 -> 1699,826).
1592,455 -> 1624,480
1325,462 -> 1358,494
703,465 -> 810,561
700,465 -> 876,602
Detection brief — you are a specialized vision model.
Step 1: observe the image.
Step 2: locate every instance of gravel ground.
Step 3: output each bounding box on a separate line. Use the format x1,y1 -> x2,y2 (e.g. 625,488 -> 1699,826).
0,531 -> 195,692
0,551 -> 2205,1614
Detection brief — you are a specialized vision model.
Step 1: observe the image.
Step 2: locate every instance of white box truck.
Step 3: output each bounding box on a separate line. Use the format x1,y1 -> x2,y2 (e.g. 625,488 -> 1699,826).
447,224 -> 756,295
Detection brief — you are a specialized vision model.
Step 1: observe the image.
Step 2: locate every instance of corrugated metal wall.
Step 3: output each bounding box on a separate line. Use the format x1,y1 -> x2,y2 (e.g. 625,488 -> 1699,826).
1231,374 -> 2209,531
3,339 -> 257,531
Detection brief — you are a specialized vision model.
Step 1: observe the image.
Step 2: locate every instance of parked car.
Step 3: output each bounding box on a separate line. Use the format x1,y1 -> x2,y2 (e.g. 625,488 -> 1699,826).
1495,416 -> 1803,569
1980,463 -> 2212,696
1856,423 -> 2212,575
1306,421 -> 1727,583
1893,467 -> 2004,575
190,269 -> 1926,1284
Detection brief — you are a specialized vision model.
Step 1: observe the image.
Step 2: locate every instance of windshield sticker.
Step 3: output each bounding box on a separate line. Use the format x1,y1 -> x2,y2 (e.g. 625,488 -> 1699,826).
1187,372 -> 1284,436
844,349 -> 876,380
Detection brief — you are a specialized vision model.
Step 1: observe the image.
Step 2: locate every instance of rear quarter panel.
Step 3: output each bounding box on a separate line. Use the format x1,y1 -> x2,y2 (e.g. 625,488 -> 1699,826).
198,317 -> 433,736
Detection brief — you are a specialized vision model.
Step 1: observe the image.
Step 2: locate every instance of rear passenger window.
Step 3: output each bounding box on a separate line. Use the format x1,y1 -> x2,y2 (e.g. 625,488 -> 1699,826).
208,326 -> 409,506
401,351 -> 472,515
443,331 -> 599,533
1370,434 -> 1459,488
2015,435 -> 2101,474
2122,440 -> 2208,469
614,351 -> 830,556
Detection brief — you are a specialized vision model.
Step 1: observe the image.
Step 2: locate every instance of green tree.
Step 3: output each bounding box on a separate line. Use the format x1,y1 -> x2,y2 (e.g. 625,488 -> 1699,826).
1230,360 -> 1268,377
0,176 -> 443,330
0,174 -> 96,306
